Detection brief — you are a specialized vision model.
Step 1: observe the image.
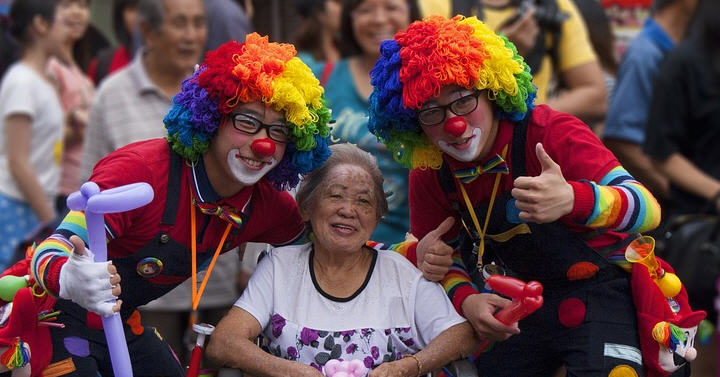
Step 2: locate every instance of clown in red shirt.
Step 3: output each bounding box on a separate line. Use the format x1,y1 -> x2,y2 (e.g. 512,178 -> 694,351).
367,15 -> 683,377
0,34 -> 332,376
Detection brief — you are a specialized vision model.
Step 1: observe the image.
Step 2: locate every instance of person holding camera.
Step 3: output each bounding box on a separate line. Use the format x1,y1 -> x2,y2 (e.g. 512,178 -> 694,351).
418,0 -> 607,124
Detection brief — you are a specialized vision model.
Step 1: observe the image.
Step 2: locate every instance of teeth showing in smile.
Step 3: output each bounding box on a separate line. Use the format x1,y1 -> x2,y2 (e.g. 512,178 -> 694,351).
333,224 -> 356,232
237,155 -> 265,168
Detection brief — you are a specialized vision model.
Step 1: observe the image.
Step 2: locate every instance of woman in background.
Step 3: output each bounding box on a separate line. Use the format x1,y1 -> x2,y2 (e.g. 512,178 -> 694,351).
46,0 -> 95,216
293,0 -> 342,69
0,0 -> 65,271
317,0 -> 421,244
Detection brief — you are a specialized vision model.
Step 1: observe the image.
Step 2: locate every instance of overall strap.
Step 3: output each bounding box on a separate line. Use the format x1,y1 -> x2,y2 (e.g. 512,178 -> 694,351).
438,160 -> 456,194
510,112 -> 531,179
161,146 -> 184,225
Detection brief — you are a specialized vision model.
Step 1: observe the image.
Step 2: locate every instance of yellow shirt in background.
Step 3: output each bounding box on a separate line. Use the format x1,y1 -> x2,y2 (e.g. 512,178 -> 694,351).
418,0 -> 598,104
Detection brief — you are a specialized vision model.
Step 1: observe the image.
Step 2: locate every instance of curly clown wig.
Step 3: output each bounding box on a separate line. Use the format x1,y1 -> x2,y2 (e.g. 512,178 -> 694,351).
368,15 -> 536,170
164,33 -> 332,190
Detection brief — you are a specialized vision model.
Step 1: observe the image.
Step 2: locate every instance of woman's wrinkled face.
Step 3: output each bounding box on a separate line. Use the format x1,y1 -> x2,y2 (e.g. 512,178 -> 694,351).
305,164 -> 379,253
351,0 -> 410,57
419,85 -> 498,163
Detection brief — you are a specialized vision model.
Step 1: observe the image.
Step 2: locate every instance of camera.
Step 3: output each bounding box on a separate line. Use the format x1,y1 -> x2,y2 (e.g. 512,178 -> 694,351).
516,0 -> 569,31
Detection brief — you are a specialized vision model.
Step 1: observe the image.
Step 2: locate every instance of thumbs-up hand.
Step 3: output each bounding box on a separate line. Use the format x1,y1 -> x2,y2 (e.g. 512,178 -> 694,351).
511,143 -> 573,223
416,217 -> 456,281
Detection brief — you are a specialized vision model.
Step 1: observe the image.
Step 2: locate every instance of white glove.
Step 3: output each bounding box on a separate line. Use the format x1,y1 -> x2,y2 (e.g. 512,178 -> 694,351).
59,245 -> 117,317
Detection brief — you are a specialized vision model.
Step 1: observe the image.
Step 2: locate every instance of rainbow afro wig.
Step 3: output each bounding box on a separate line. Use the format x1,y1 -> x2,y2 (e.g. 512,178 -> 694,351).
368,15 -> 536,169
164,33 -> 332,190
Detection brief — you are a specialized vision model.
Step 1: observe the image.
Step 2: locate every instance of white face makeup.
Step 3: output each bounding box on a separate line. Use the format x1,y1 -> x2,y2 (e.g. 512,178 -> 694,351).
657,325 -> 698,373
437,127 -> 482,162
226,149 -> 278,186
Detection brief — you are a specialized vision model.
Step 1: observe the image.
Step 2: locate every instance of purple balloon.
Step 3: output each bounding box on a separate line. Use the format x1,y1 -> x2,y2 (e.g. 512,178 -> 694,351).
67,181 -> 154,377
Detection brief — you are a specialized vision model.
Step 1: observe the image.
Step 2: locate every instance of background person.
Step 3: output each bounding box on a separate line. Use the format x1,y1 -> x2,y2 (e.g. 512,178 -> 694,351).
80,0 -> 207,182
86,0 -> 139,86
46,0 -> 96,216
603,0 -> 698,202
0,0 -> 65,271
643,1 -> 720,374
292,0 -> 343,68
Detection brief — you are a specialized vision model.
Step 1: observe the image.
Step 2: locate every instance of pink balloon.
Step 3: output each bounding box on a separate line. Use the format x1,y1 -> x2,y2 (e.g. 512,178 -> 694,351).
348,359 -> 367,377
336,361 -> 349,373
324,359 -> 341,375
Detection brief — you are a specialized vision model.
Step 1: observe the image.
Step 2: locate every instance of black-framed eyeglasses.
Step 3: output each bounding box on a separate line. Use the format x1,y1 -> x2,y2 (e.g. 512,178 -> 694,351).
417,91 -> 484,126
229,113 -> 290,143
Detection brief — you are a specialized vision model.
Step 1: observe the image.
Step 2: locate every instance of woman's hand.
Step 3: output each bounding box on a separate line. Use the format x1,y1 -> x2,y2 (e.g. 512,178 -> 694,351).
296,364 -> 326,377
368,357 -> 416,377
416,217 -> 455,281
512,143 -> 574,223
461,293 -> 520,341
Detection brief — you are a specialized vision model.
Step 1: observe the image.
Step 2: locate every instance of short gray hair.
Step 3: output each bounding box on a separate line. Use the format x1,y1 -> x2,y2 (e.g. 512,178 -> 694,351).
296,143 -> 389,221
137,0 -> 164,31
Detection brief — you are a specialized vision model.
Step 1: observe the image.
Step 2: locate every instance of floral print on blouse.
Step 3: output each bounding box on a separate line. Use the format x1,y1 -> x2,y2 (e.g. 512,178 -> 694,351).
264,313 -> 420,374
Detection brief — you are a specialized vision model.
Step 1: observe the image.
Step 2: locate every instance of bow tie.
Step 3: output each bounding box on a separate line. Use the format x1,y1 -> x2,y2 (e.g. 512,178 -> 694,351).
453,155 -> 509,183
193,200 -> 244,228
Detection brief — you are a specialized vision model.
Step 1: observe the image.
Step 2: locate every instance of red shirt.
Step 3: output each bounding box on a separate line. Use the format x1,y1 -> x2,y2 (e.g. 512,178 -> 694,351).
91,139 -> 305,259
410,105 -> 622,249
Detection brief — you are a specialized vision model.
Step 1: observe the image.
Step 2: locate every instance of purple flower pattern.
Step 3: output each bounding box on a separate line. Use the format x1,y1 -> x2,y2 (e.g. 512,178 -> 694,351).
300,327 -> 319,346
266,315 -> 420,371
364,356 -> 374,369
271,314 -> 286,338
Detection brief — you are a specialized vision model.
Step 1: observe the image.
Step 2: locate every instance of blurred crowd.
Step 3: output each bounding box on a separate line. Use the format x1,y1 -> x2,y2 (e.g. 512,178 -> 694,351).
0,0 -> 717,375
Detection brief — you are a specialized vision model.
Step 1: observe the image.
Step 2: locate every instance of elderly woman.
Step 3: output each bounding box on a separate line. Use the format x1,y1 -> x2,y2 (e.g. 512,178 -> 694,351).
207,143 -> 477,377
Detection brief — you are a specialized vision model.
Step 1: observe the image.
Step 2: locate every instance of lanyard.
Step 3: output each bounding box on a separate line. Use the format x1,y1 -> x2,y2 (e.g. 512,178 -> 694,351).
457,144 -> 508,271
190,195 -> 232,311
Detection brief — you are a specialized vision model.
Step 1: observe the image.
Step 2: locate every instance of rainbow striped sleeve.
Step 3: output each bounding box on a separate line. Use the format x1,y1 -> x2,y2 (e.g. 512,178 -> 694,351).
31,211 -> 90,296
384,240 -> 413,257
583,166 -> 661,233
441,249 -> 479,313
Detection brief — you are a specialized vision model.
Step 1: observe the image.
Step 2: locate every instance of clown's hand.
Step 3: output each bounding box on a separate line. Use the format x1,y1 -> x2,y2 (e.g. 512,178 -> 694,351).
59,235 -> 122,317
416,217 -> 455,281
512,143 -> 573,223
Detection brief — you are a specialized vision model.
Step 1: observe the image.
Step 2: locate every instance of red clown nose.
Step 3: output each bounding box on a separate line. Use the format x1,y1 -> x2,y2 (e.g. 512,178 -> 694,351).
444,116 -> 467,137
250,138 -> 276,157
